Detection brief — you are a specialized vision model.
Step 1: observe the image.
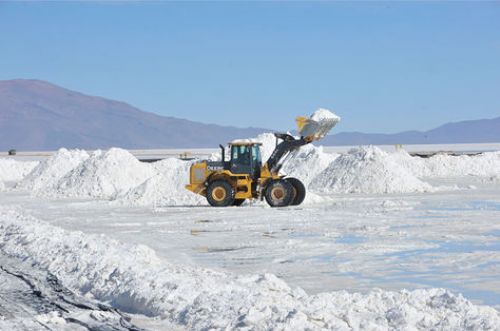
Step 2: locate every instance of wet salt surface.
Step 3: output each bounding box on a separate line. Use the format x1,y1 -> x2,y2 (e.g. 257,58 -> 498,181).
430,200 -> 500,212
335,234 -> 366,244
488,229 -> 500,237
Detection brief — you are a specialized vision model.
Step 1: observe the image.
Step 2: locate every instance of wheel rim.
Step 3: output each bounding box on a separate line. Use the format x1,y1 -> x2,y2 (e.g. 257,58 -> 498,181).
212,187 -> 226,202
271,186 -> 285,201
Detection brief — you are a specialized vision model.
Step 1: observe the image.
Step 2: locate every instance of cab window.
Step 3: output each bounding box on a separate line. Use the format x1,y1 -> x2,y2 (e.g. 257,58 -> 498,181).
252,145 -> 262,163
232,145 -> 251,165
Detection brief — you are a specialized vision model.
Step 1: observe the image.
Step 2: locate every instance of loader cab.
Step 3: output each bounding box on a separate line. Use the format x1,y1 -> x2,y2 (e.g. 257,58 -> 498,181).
229,141 -> 262,178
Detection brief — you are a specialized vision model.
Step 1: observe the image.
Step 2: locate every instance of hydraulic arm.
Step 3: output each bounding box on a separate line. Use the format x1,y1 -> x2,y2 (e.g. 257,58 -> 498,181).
265,133 -> 310,174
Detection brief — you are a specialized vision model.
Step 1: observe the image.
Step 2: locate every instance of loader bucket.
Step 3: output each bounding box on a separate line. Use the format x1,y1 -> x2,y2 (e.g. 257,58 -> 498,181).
296,109 -> 340,141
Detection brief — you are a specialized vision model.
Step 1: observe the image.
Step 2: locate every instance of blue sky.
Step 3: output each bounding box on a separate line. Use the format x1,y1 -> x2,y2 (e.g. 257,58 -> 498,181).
1,2 -> 499,133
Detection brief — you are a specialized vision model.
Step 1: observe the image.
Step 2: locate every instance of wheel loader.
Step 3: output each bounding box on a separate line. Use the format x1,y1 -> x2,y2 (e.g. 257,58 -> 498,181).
185,110 -> 340,207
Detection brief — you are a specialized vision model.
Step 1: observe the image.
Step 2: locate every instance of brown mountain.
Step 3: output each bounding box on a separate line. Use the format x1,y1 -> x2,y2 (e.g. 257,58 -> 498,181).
0,79 -> 267,151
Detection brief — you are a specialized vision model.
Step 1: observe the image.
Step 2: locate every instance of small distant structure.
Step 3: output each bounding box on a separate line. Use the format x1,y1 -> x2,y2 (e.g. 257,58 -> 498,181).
8,149 -> 16,156
179,151 -> 195,160
394,144 -> 403,151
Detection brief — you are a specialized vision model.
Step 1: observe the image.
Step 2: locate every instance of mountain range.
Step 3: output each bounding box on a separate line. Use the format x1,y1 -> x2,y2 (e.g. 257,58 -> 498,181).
0,79 -> 498,151
321,117 -> 500,146
0,79 -> 266,150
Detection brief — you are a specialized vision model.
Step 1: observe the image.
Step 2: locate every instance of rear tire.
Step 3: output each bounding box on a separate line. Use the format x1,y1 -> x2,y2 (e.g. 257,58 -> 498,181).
206,180 -> 235,207
265,180 -> 294,207
233,199 -> 245,206
286,177 -> 306,206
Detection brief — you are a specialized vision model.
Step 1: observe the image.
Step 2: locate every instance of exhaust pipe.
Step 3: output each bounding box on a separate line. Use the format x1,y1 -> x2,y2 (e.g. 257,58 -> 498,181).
219,144 -> 225,162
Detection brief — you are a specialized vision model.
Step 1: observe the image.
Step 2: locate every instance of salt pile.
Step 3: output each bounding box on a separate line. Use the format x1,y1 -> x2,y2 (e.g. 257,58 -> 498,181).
418,152 -> 500,178
119,157 -> 205,207
283,144 -> 339,187
311,146 -> 434,194
53,148 -> 156,199
387,149 -> 500,178
17,148 -> 89,192
386,149 -> 426,177
1,208 -> 498,330
311,107 -> 341,123
0,159 -> 39,182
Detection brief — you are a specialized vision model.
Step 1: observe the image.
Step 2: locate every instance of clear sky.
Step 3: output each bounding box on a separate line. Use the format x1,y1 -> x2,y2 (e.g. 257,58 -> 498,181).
1,2 -> 499,133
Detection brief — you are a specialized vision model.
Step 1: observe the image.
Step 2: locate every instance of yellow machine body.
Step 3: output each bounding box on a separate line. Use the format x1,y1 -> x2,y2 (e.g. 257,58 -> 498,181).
185,145 -> 280,201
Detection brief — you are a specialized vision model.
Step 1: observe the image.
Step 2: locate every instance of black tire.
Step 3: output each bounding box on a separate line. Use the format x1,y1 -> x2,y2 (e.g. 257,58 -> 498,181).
233,199 -> 245,206
286,177 -> 306,206
206,180 -> 235,207
264,179 -> 294,207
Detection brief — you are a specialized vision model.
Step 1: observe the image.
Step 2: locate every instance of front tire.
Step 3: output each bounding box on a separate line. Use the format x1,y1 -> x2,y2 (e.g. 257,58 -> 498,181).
286,177 -> 306,206
265,180 -> 294,207
206,180 -> 235,207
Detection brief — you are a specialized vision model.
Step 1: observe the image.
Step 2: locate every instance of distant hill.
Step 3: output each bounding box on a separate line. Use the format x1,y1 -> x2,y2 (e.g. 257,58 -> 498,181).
324,116 -> 500,146
0,79 -> 498,151
0,79 -> 268,151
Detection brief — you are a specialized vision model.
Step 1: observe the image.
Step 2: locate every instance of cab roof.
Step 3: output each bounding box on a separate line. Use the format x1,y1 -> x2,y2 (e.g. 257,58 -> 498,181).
229,139 -> 263,146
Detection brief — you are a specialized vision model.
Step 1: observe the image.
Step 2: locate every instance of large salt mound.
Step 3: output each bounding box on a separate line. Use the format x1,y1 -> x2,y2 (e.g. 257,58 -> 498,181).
1,208 -> 498,330
282,144 -> 339,187
17,149 -> 89,192
119,158 -> 205,207
0,159 -> 39,182
52,148 -> 156,199
311,146 -> 433,194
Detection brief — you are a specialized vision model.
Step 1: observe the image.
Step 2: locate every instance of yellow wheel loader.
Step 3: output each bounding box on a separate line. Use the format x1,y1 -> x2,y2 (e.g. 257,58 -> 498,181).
185,111 -> 340,207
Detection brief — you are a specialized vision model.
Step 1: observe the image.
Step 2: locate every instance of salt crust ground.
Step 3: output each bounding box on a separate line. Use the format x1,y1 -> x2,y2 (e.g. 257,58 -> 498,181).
1,207 -> 499,330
